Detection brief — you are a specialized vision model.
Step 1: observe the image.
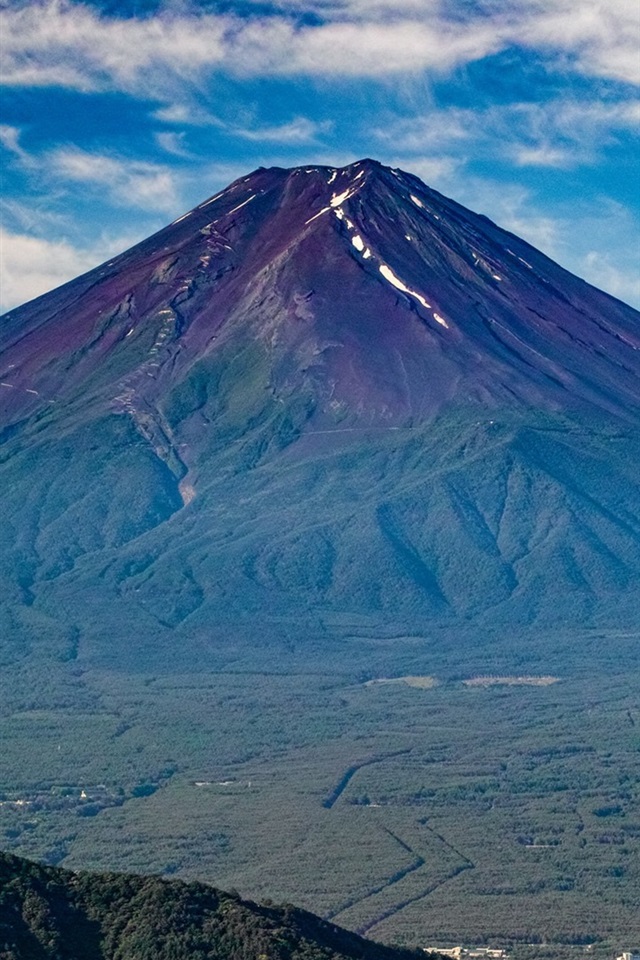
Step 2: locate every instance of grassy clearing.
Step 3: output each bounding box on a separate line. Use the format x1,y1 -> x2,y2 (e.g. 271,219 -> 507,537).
364,676 -> 439,689
461,676 -> 560,688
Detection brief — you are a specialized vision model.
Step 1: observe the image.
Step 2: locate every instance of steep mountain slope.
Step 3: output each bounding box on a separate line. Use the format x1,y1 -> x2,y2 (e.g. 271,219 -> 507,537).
0,851 -> 436,960
1,159 -> 640,656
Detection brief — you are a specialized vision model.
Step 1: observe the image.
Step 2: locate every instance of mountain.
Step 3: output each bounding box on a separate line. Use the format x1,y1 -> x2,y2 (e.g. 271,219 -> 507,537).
2,161 -> 640,955
1,158 -> 640,658
0,851 -> 438,960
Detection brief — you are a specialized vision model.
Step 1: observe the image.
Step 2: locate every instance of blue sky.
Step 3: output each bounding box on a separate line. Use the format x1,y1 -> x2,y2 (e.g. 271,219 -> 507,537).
1,0 -> 639,311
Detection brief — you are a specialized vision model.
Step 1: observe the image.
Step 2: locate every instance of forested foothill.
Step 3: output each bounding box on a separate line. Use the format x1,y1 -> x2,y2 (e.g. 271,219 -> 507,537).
0,851 -> 440,960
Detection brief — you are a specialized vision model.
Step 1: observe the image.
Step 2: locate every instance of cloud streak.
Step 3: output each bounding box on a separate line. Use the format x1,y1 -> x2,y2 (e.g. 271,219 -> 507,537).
0,229 -> 140,312
154,108 -> 332,144
2,0 -> 637,91
516,0 -> 640,86
376,99 -> 640,168
0,125 -> 32,163
225,117 -> 332,144
20,146 -> 181,213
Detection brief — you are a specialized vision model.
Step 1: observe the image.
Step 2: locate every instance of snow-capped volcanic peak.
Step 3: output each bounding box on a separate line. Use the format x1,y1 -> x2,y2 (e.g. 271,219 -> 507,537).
1,159 -> 640,430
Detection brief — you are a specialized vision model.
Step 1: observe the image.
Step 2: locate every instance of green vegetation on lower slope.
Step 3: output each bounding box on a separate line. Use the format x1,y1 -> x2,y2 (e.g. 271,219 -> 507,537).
3,320 -> 640,643
2,335 -> 640,959
0,851 -> 432,960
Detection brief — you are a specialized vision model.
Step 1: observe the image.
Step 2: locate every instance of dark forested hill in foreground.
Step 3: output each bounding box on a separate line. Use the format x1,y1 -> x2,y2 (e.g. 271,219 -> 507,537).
0,852 -> 439,960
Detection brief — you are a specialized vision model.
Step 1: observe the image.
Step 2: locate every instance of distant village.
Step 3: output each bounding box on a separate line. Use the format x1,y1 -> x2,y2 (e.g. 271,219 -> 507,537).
424,948 -> 507,959
424,947 -> 640,960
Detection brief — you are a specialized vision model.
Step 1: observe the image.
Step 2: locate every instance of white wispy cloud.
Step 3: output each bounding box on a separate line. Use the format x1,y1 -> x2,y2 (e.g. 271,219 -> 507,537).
570,198 -> 640,306
0,125 -> 29,160
0,1 -> 229,92
47,148 -> 180,213
377,99 -> 640,168
0,229 -> 141,312
232,18 -> 503,76
389,155 -> 462,186
0,125 -> 38,172
511,145 -> 574,168
508,101 -> 640,167
153,104 -> 200,125
154,131 -> 193,158
0,196 -> 70,235
516,0 -> 640,86
582,250 -> 640,306
242,0 -> 441,18
229,117 -> 332,143
5,0 -> 636,90
1,129 -> 184,217
155,104 -> 331,143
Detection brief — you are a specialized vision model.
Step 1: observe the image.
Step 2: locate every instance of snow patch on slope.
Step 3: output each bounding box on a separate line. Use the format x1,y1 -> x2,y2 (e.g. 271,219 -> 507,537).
200,191 -> 225,208
350,234 -> 373,259
305,206 -> 331,225
171,211 -> 192,225
379,264 -> 431,310
330,188 -> 354,207
226,194 -> 256,216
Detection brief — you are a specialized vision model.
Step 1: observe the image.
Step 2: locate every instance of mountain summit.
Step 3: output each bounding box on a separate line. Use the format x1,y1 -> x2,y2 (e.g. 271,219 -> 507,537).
3,159 -> 640,428
2,160 -> 640,653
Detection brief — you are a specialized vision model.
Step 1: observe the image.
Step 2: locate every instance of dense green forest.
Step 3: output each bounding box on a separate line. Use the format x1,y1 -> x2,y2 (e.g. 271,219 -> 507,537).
1,638 -> 638,960
0,851 -> 440,960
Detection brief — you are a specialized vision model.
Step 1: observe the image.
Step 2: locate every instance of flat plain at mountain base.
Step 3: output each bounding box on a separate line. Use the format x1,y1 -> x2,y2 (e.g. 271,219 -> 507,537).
1,624 -> 638,960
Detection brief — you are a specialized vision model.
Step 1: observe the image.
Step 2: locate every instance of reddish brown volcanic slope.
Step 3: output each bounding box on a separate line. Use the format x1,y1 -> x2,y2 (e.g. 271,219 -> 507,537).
2,159 -> 640,433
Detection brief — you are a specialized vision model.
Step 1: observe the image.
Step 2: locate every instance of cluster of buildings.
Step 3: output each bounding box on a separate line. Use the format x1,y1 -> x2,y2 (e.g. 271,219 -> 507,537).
425,949 -> 507,959
424,949 -> 639,960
